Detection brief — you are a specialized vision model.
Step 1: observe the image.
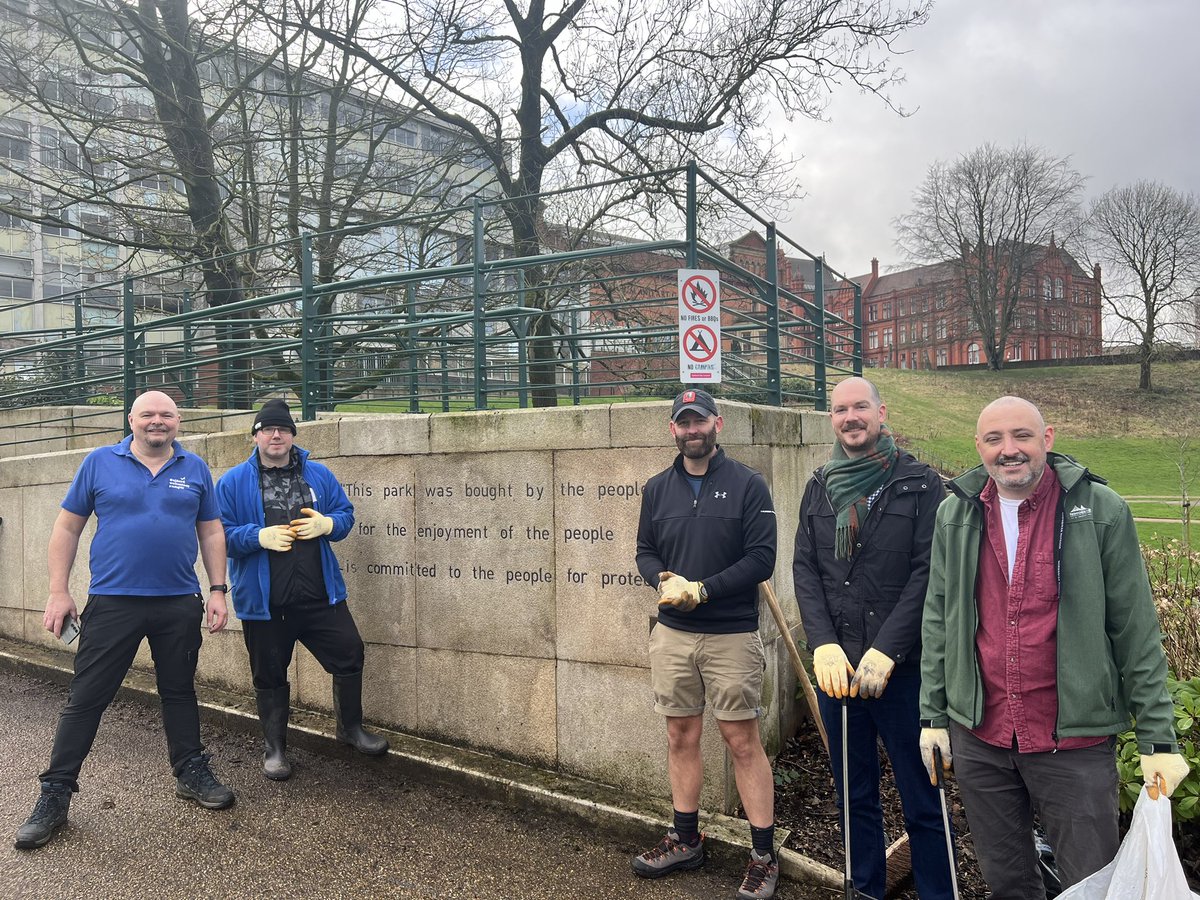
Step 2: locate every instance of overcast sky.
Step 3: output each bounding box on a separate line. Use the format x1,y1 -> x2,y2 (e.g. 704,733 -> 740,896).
776,0 -> 1200,280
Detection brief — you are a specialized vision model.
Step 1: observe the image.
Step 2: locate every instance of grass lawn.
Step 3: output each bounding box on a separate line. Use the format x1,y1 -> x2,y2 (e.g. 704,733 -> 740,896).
869,363 -> 1200,501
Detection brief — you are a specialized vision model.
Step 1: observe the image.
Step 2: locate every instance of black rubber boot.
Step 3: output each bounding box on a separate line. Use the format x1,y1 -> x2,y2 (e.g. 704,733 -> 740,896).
255,685 -> 292,781
332,673 -> 388,756
14,782 -> 72,850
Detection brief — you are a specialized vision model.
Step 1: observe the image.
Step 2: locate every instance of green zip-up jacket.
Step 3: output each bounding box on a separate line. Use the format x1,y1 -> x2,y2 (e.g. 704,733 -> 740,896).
919,452 -> 1177,755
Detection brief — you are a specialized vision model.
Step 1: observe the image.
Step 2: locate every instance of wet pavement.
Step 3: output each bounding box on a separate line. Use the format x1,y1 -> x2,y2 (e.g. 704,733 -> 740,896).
0,667 -> 842,900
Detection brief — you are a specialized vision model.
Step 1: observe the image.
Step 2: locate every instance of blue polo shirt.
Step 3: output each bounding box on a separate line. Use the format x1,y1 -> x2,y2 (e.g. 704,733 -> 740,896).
62,436 -> 219,596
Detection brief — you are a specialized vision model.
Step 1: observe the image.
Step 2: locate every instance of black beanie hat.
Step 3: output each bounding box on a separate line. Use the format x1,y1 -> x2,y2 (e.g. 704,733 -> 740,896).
252,399 -> 297,435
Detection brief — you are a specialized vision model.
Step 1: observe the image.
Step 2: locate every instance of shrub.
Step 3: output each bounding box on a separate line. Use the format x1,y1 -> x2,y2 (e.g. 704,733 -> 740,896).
1117,676 -> 1200,822
1144,539 -> 1200,680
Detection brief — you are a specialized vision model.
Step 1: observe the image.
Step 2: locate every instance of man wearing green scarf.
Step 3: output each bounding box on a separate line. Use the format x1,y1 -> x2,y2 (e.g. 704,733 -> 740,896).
793,377 -> 953,900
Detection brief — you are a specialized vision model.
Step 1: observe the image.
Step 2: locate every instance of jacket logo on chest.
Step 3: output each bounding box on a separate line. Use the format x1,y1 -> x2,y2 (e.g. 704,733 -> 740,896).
713,491 -> 727,499
168,477 -> 190,491
1068,504 -> 1092,521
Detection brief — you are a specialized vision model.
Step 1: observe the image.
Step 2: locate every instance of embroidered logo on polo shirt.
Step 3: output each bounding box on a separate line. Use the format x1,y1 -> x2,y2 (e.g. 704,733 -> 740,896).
168,477 -> 190,491
1068,504 -> 1092,520
713,491 -> 727,499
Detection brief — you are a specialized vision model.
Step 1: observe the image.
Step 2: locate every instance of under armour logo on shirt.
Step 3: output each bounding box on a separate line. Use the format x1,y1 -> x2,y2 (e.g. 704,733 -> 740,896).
714,491 -> 727,499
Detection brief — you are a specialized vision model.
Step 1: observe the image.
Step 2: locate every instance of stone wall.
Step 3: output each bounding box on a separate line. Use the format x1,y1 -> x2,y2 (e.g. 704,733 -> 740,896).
0,401 -> 833,813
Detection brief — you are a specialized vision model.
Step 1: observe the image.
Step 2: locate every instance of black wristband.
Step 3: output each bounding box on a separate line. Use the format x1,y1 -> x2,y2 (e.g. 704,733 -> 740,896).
209,584 -> 228,593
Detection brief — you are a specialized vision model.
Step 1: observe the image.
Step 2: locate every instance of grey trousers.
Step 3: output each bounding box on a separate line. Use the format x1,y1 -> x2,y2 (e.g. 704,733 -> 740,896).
950,722 -> 1119,900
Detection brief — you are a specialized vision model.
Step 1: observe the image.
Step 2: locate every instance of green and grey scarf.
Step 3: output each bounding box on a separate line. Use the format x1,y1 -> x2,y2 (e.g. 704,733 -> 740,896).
823,425 -> 899,560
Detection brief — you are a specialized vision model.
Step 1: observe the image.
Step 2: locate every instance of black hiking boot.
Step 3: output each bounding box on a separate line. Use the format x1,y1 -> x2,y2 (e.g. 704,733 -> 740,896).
14,782 -> 72,850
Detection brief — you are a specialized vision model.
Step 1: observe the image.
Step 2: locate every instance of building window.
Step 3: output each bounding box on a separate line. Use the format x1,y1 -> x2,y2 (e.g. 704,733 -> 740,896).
1054,277 -> 1064,300
868,304 -> 877,322
868,330 -> 880,350
921,321 -> 929,341
898,324 -> 907,345
1043,276 -> 1052,300
882,302 -> 891,318
968,342 -> 980,365
937,348 -> 947,367
40,198 -> 75,237
39,126 -> 81,172
0,117 -> 29,161
0,188 -> 28,227
936,320 -> 947,340
882,327 -> 892,347
1028,342 -> 1038,361
1010,343 -> 1022,361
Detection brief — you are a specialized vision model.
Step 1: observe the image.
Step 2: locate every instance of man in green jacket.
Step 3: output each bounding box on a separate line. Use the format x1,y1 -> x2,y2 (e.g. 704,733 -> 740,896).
919,396 -> 1187,899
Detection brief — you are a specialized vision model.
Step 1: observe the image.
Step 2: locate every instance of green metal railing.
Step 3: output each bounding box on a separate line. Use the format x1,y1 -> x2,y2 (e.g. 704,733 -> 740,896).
0,164 -> 862,452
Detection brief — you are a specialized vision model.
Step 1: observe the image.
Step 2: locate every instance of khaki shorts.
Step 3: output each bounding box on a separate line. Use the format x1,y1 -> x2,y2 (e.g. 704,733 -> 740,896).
648,623 -> 765,721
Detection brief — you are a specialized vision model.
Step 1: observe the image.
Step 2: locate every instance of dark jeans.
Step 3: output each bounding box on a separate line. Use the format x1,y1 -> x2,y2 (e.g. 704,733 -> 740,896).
950,722 -> 1118,900
41,594 -> 205,791
819,667 -> 957,900
242,597 -> 365,690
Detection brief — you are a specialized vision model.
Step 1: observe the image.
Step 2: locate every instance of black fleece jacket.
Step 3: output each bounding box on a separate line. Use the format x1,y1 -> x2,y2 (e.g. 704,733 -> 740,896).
636,447 -> 777,634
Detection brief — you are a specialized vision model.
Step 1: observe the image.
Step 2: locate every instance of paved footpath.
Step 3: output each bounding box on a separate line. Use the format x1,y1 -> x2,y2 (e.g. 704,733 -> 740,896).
0,671 -> 840,900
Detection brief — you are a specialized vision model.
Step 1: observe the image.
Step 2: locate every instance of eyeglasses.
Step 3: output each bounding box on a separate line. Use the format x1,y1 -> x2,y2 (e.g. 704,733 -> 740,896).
257,427 -> 290,436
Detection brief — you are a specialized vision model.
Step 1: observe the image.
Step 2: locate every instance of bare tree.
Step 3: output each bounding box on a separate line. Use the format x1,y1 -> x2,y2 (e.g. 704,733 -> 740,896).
283,0 -> 931,403
1086,180 -> 1200,391
0,0 -> 480,402
895,142 -> 1084,370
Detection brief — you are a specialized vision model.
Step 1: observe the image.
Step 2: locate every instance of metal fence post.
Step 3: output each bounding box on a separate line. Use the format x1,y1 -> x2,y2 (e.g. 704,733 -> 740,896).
765,223 -> 782,406
472,200 -> 486,409
686,161 -> 698,269
73,292 -> 84,388
300,234 -> 318,421
406,283 -> 420,413
569,306 -> 581,405
813,258 -> 828,411
122,276 -> 136,432
181,290 -> 195,404
853,282 -> 863,377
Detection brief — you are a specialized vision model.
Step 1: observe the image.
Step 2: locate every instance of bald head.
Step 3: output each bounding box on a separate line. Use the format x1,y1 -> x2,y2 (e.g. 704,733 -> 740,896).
975,396 -> 1054,499
976,396 -> 1045,435
830,377 -> 885,457
128,391 -> 180,456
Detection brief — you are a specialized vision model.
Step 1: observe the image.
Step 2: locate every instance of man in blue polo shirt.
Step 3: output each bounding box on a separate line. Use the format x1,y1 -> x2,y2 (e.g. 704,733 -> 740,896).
14,390 -> 234,851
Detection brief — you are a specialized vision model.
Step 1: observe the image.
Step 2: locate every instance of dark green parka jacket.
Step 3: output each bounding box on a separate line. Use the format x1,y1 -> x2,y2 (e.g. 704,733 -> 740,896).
919,453 -> 1177,754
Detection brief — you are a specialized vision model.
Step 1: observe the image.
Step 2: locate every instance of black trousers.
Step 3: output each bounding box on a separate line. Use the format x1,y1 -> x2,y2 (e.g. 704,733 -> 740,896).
41,594 -> 205,792
241,597 -> 365,691
950,721 -> 1119,899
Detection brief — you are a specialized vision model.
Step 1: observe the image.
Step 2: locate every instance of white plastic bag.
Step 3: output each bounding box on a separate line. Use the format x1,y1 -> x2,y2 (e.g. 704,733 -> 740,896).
1055,786 -> 1198,899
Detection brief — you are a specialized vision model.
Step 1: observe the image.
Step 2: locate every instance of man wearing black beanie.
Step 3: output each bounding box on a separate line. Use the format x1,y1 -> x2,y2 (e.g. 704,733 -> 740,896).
216,399 -> 387,780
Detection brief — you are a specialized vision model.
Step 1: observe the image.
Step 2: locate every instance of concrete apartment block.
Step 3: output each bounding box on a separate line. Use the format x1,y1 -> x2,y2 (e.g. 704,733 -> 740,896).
0,399 -> 834,814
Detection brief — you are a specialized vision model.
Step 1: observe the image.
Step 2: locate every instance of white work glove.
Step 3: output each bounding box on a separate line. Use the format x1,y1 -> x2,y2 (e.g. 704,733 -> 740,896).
1141,752 -> 1190,798
920,727 -> 952,785
812,643 -> 854,699
657,571 -> 704,613
290,507 -> 334,540
850,648 -> 896,699
258,525 -> 295,552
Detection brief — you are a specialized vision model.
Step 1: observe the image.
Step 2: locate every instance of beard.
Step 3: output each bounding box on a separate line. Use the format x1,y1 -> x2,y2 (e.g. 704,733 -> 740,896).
987,454 -> 1044,492
676,429 -> 717,460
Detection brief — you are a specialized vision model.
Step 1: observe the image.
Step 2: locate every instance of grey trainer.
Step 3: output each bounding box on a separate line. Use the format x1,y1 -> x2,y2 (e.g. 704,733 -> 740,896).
736,849 -> 779,899
631,829 -> 705,878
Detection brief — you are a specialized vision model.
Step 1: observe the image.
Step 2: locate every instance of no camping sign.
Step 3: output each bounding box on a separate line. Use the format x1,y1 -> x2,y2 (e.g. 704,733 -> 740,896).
677,269 -> 722,383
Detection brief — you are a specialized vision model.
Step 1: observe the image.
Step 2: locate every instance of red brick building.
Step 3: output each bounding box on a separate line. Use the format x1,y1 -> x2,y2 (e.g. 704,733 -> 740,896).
837,241 -> 1103,369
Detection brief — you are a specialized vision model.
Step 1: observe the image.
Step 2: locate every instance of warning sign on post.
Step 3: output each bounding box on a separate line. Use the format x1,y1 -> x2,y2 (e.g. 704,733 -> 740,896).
678,269 -> 721,383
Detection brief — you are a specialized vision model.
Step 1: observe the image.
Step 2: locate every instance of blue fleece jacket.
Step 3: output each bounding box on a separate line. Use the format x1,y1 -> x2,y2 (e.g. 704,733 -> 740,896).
216,447 -> 354,621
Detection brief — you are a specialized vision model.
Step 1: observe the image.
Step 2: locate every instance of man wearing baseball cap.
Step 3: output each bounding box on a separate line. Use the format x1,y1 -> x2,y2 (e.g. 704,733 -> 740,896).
632,389 -> 780,899
216,399 -> 387,781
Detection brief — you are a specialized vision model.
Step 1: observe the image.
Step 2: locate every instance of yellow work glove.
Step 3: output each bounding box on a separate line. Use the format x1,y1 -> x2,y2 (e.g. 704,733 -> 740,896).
850,648 -> 896,699
657,571 -> 704,613
258,525 -> 295,552
812,643 -> 854,698
290,507 -> 334,540
1141,752 -> 1190,798
919,727 -> 952,785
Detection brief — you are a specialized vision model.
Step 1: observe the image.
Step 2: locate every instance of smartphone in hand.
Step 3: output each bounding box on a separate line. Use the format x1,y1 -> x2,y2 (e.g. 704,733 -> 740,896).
60,615 -> 81,645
